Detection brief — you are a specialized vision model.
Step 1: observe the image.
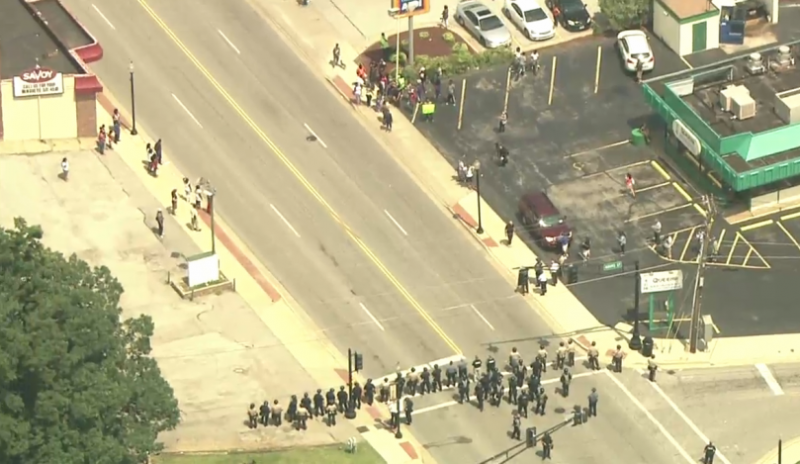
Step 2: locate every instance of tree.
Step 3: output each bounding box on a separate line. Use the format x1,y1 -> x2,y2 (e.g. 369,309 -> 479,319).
0,218 -> 180,464
598,0 -> 650,32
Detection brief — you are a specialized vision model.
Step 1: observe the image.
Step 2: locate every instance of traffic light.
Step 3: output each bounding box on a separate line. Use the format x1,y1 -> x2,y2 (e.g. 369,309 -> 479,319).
354,352 -> 364,372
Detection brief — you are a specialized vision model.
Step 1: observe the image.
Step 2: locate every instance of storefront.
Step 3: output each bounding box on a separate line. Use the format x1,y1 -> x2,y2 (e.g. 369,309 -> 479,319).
0,64 -> 102,141
652,0 -> 721,56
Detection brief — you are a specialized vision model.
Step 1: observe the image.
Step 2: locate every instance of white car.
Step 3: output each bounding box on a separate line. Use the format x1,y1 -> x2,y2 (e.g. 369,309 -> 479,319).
503,0 -> 555,41
616,30 -> 655,72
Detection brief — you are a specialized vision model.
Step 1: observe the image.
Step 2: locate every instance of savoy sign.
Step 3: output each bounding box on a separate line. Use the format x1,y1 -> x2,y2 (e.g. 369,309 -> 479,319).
13,66 -> 64,98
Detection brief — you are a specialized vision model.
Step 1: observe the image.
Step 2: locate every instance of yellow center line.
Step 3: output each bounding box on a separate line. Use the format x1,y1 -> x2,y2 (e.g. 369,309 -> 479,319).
135,0 -> 462,354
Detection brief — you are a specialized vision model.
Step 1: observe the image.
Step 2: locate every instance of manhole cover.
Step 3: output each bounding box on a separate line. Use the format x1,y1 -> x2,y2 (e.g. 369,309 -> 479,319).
233,367 -> 247,374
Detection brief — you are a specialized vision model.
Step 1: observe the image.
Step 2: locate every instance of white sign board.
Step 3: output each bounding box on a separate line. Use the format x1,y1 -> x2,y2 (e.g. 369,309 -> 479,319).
672,120 -> 701,156
187,252 -> 220,287
640,270 -> 684,294
13,66 -> 65,98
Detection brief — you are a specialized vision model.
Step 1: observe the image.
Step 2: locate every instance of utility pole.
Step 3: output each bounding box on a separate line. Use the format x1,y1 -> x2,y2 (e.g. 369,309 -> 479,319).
689,195 -> 715,353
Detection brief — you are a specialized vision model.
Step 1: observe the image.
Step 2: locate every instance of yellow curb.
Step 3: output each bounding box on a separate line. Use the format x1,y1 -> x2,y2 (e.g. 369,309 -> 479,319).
756,435 -> 800,464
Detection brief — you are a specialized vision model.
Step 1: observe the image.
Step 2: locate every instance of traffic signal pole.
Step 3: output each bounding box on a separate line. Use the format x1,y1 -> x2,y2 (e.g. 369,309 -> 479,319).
345,349 -> 356,419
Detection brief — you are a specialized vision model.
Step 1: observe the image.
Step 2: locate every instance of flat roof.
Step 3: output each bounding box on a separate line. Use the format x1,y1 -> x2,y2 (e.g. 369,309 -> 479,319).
0,0 -> 83,80
660,0 -> 717,19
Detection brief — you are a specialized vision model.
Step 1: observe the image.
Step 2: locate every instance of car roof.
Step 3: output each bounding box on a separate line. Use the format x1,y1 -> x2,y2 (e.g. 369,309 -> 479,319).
511,0 -> 544,10
475,8 -> 495,17
521,192 -> 560,217
460,0 -> 489,13
618,30 -> 650,54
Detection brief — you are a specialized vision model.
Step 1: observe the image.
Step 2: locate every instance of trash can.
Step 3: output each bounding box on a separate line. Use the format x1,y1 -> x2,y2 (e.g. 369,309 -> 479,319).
526,427 -> 537,447
565,264 -> 578,284
641,335 -> 654,357
630,128 -> 646,146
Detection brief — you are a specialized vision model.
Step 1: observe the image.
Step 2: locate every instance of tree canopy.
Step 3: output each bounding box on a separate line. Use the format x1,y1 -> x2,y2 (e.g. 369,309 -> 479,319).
0,218 -> 180,464
598,0 -> 650,32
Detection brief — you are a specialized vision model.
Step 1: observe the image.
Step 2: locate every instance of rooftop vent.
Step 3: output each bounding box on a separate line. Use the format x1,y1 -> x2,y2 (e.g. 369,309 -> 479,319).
731,90 -> 756,120
746,52 -> 766,75
770,45 -> 795,71
774,88 -> 800,125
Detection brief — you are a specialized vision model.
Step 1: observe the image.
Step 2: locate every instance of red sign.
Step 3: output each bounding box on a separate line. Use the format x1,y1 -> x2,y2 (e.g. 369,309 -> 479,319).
20,66 -> 57,83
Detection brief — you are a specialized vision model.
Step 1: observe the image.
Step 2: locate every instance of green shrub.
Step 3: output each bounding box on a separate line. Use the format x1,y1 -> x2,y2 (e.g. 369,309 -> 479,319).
404,45 -> 514,76
452,42 -> 467,53
419,30 -> 430,39
401,39 -> 410,47
442,32 -> 456,44
389,52 -> 408,67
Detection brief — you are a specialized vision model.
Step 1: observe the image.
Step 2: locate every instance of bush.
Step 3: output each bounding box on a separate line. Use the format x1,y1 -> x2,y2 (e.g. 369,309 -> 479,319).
452,42 -> 467,53
407,46 -> 514,76
389,52 -> 408,67
419,30 -> 430,39
442,32 -> 456,44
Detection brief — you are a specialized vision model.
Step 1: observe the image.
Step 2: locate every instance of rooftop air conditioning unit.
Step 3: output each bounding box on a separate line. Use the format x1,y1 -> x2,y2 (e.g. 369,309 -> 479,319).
746,52 -> 766,75
732,92 -> 756,120
777,46 -> 792,66
719,85 -> 750,112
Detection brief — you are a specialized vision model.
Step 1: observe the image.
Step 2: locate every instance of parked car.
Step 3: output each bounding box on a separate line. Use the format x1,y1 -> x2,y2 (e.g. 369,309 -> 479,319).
546,0 -> 591,31
456,0 -> 513,48
502,0 -> 555,41
616,30 -> 655,72
518,192 -> 572,249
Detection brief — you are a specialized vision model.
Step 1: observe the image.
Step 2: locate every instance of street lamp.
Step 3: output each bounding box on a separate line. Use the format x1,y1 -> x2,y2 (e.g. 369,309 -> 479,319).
473,161 -> 484,234
394,387 -> 403,439
629,260 -> 643,351
129,61 -> 138,135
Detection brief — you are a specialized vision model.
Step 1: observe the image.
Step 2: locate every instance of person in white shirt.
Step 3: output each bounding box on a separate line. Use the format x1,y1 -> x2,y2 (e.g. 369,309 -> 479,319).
537,272 -> 548,295
60,157 -> 69,181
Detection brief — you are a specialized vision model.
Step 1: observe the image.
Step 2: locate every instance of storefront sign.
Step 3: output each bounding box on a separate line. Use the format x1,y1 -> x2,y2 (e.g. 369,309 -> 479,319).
640,270 -> 684,294
13,66 -> 64,98
672,120 -> 701,156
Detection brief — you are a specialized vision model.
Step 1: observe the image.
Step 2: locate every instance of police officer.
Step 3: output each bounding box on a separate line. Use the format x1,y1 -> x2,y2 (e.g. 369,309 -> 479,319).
271,399 -> 283,426
588,341 -> 600,371
313,389 -> 325,417
556,342 -> 567,369
560,368 -> 572,397
541,432 -> 554,459
487,355 -> 497,373
432,364 -> 443,392
379,379 -> 390,403
567,339 -> 577,367
517,390 -> 529,418
458,377 -> 469,404
247,403 -> 258,429
352,381 -> 363,409
420,367 -> 432,395
407,367 -> 420,396
647,355 -> 658,382
326,388 -> 336,407
365,379 -> 376,405
458,358 -> 469,381
588,387 -> 599,417
288,395 -> 298,423
537,345 -> 548,373
300,392 -> 313,418
326,402 -> 338,427
509,347 -> 522,373
534,259 -> 544,279
535,388 -> 548,416
475,383 -> 485,411
259,400 -> 270,426
508,375 -> 518,404
297,405 -> 309,430
703,442 -> 717,464
445,361 -> 458,387
511,411 -> 522,440
531,358 -> 543,378
550,259 -> 560,286
404,396 -> 414,425
612,345 -> 625,373
480,373 -> 492,400
472,355 -> 483,379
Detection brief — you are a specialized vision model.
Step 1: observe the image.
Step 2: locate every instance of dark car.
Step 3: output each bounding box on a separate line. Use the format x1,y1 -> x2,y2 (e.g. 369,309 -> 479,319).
547,0 -> 591,32
518,192 -> 573,249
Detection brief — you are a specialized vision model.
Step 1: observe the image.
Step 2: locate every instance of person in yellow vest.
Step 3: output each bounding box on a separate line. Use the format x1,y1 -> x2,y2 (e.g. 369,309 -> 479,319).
422,99 -> 436,122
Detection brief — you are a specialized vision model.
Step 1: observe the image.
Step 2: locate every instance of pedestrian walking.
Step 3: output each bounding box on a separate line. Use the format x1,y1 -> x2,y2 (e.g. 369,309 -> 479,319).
618,231 -> 627,255
635,58 -> 644,83
171,189 -> 178,215
625,173 -> 636,197
528,49 -> 540,75
155,209 -> 165,238
588,341 -> 600,370
247,403 -> 258,429
588,387 -> 598,417
326,403 -> 337,426
652,219 -> 662,245
511,411 -> 521,440
498,111 -> 507,133
353,81 -> 363,105
647,355 -> 658,382
60,157 -> 69,181
505,220 -> 515,245
496,142 -> 509,166
446,79 -> 456,106
580,237 -> 591,261
541,432 -> 554,459
332,43 -> 341,68
537,272 -> 548,295
663,235 -> 675,259
112,108 -> 122,143
703,442 -> 717,464
612,344 -> 626,372
97,125 -> 107,155
549,260 -> 560,286
441,5 -> 449,28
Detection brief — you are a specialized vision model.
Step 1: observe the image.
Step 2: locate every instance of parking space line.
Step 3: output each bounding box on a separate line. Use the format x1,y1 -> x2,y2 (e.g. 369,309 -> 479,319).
457,79 -> 466,130
470,304 -> 495,331
566,140 -> 629,158
671,182 -> 693,202
737,232 -> 771,268
503,68 -> 511,114
743,247 -> 754,265
740,219 -> 774,232
776,221 -> 800,252
637,181 -> 672,193
580,160 -> 653,179
755,363 -> 785,396
679,226 -> 697,261
411,102 -> 420,124
548,56 -> 557,106
650,160 -> 671,180
725,233 -> 740,265
693,204 -> 707,217
625,203 -> 693,223
594,45 -> 602,94
782,211 -> 800,221
716,228 -> 726,253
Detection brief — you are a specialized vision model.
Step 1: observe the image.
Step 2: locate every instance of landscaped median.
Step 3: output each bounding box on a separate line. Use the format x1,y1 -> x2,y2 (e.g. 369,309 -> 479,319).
152,443 -> 384,464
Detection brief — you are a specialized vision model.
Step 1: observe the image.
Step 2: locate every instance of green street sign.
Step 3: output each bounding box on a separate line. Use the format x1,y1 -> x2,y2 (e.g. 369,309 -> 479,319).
602,261 -> 623,272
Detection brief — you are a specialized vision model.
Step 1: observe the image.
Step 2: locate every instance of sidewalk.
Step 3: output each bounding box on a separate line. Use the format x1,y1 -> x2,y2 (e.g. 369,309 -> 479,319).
756,436 -> 800,464
95,92 -> 430,463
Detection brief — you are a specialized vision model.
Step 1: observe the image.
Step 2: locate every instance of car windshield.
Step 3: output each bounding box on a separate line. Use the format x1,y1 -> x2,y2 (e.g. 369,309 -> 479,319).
479,16 -> 504,30
560,0 -> 585,12
538,215 -> 564,227
524,8 -> 549,22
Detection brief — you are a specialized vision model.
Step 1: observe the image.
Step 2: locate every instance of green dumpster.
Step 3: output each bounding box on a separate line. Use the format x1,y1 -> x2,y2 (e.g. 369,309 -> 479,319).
630,128 -> 646,146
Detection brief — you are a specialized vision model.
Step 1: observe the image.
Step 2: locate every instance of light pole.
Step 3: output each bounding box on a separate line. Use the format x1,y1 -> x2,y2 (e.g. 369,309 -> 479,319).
394,387 -> 403,439
629,260 -> 642,351
473,161 -> 484,234
129,61 -> 138,135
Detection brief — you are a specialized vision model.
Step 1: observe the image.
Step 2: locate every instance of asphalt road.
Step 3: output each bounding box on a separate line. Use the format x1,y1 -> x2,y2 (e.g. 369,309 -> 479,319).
62,0 -> 563,388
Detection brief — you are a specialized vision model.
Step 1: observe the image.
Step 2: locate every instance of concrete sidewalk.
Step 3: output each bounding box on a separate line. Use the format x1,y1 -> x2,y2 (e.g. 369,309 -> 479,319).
94,93 -> 431,463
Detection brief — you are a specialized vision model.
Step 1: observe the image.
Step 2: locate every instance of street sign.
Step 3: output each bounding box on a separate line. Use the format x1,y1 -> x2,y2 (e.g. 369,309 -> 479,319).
602,261 -> 623,272
640,270 -> 684,294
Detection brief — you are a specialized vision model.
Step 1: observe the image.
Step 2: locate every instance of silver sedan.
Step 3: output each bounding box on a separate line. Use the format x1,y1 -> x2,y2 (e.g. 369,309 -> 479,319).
455,0 -> 513,49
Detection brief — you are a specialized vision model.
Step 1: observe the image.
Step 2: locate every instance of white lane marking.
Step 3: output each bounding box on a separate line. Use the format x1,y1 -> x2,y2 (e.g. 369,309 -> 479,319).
470,304 -> 495,331
359,303 -> 385,331
384,210 -> 408,236
644,375 -> 733,464
755,363 -> 784,396
414,371 -> 600,415
171,94 -> 203,128
303,123 -> 328,148
217,29 -> 241,55
91,4 -> 116,30
605,371 -> 695,464
269,204 -> 300,238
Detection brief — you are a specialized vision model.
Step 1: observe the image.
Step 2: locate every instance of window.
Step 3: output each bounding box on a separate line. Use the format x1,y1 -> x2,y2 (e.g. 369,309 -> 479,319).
479,16 -> 504,30
524,8 -> 549,22
539,215 -> 564,227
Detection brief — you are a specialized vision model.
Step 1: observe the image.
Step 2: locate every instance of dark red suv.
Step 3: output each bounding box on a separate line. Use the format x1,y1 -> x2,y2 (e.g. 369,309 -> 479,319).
518,192 -> 573,250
